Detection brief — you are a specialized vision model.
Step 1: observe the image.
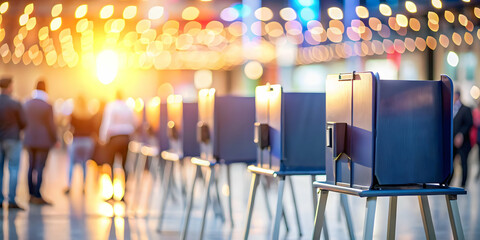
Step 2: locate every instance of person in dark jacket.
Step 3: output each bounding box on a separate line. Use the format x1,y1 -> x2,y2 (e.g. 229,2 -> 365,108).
0,77 -> 27,210
450,90 -> 473,187
24,80 -> 56,205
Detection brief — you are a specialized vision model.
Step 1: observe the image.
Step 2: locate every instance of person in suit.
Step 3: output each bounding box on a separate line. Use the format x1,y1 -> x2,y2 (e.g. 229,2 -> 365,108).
24,80 -> 56,205
451,90 -> 473,187
0,77 -> 27,210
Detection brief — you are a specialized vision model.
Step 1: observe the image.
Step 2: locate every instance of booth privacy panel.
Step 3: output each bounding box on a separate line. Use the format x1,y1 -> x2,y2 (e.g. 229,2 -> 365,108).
157,102 -> 169,151
182,102 -> 200,157
255,85 -> 326,173
325,72 -> 453,189
214,96 -> 256,163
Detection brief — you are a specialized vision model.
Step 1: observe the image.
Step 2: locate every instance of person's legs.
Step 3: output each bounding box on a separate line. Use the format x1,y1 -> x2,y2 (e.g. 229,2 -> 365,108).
4,140 -> 22,204
67,139 -> 77,188
34,149 -> 49,198
460,149 -> 469,187
27,148 -> 36,197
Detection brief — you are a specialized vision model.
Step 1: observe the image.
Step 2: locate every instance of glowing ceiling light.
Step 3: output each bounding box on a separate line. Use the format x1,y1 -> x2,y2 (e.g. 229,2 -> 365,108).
0,2 -> 8,14
279,7 -> 297,21
19,14 -> 29,26
432,0 -> 442,9
462,0 -> 470,2
148,6 -> 164,20
396,14 -> 408,27
96,50 -> 119,85
100,5 -> 114,19
255,7 -> 274,21
220,7 -> 239,21
51,4 -> 62,17
447,51 -> 459,67
24,3 -> 34,15
379,4 -> 392,16
194,70 -> 213,89
470,86 -> 480,99
182,6 -> 200,20
244,61 -> 263,80
123,6 -> 137,19
475,7 -> 480,19
355,6 -> 369,19
298,0 -> 314,7
300,8 -> 315,21
50,17 -> 62,31
26,17 -> 36,30
405,1 -> 417,13
445,10 -> 455,23
328,7 -> 343,20
75,5 -> 87,18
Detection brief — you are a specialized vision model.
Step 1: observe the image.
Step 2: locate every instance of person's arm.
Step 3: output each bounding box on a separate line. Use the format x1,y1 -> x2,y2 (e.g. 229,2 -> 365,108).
459,107 -> 473,136
46,105 -> 57,144
17,102 -> 27,130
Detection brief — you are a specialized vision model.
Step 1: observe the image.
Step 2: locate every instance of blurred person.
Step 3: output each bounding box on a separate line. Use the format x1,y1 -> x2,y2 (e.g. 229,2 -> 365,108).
24,80 -> 56,205
0,77 -> 26,210
449,90 -> 473,187
473,101 -> 480,179
99,90 -> 136,200
65,95 -> 96,194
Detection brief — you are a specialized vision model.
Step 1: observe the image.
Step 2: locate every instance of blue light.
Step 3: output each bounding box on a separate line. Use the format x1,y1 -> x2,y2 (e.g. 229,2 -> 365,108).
231,3 -> 251,18
300,8 -> 315,21
298,0 -> 314,7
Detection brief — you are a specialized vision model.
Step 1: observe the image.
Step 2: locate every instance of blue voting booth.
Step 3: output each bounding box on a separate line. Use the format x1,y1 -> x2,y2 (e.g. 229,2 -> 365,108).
182,89 -> 257,240
156,95 -> 200,232
244,84 -> 354,240
313,72 -> 466,240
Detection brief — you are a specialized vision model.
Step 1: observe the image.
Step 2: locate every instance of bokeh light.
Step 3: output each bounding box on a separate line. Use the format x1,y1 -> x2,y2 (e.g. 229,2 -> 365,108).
244,61 -> 263,80
447,51 -> 459,67
96,50 -> 119,85
149,6 -> 164,20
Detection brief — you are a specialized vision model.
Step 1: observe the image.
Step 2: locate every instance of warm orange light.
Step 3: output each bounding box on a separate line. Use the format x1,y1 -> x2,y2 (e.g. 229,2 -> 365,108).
26,17 -> 36,30
405,1 -> 417,13
19,14 -> 29,26
0,2 -> 8,14
280,7 -> 297,21
244,61 -> 263,80
396,14 -> 408,27
112,168 -> 125,201
100,5 -> 114,19
148,6 -> 164,20
75,4 -> 87,18
379,4 -> 392,16
182,6 -> 200,20
24,3 -> 34,15
355,6 -> 369,19
100,173 -> 113,200
432,0 -> 442,9
96,50 -> 119,85
51,4 -> 62,17
50,17 -> 62,31
255,7 -> 274,21
328,7 -> 343,20
123,6 -> 137,19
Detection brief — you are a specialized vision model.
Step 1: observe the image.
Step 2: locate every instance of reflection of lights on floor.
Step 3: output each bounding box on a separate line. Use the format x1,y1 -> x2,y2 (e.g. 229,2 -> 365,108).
222,184 -> 230,196
98,202 -> 114,217
100,173 -> 113,200
114,202 -> 125,217
114,217 -> 125,240
113,168 -> 125,201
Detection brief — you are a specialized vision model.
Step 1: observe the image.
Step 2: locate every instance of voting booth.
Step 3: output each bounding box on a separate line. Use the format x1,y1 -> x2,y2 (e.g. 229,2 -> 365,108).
244,84 -> 355,240
325,72 -> 452,188
196,88 -> 257,164
253,84 -> 326,173
312,72 -> 466,240
157,95 -> 200,233
182,89 -> 257,240
163,95 -> 200,159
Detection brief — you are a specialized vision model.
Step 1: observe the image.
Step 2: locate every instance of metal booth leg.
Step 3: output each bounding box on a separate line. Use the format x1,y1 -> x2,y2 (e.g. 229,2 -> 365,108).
180,165 -> 200,240
312,190 -> 329,240
199,165 -> 215,240
340,194 -> 355,240
445,195 -> 464,240
311,175 -> 318,211
146,156 -> 161,212
213,169 -> 226,223
132,153 -> 147,211
363,197 -> 377,240
287,176 -> 302,237
272,176 -> 286,240
243,173 -> 260,240
418,196 -> 436,240
178,159 -> 188,207
156,160 -> 173,232
387,196 -> 398,240
262,178 -> 273,220
227,164 -> 234,227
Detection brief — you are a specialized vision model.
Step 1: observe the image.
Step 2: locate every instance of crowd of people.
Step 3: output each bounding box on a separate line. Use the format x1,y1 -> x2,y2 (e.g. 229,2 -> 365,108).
0,77 -> 137,210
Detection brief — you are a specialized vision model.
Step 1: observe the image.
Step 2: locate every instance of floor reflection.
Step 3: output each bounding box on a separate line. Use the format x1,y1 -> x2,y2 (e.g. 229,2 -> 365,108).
1,147 -> 480,239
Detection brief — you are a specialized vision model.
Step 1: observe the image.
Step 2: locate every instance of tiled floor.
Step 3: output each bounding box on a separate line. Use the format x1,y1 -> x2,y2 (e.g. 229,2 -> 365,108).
1,146 -> 480,239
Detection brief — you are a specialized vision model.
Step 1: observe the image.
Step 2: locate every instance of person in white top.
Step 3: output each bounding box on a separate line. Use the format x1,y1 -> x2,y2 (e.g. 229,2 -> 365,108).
99,90 -> 137,199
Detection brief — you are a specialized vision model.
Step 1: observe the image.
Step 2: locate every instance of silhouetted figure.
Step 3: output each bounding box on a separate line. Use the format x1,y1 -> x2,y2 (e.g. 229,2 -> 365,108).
0,77 -> 26,210
99,91 -> 136,200
65,95 -> 96,194
24,80 -> 56,205
450,90 -> 473,187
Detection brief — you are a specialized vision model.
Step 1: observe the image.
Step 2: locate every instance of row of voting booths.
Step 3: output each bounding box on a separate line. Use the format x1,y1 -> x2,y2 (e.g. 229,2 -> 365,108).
130,71 -> 465,240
